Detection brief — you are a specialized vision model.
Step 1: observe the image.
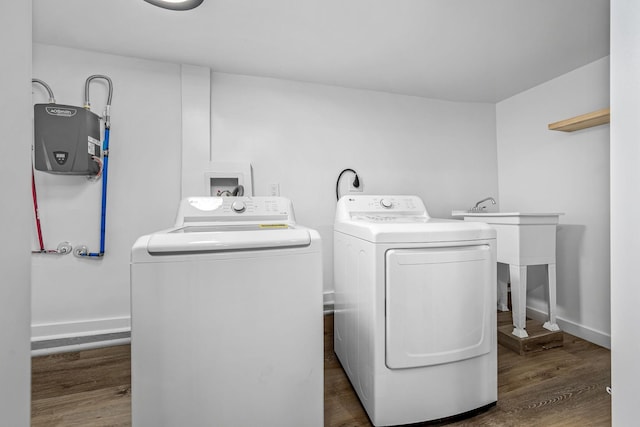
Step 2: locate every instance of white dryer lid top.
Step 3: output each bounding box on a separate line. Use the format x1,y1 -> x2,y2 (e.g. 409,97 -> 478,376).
335,217 -> 495,243
334,195 -> 495,243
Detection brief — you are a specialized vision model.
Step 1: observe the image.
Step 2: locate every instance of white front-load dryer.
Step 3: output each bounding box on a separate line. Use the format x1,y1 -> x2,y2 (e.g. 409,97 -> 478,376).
334,195 -> 497,426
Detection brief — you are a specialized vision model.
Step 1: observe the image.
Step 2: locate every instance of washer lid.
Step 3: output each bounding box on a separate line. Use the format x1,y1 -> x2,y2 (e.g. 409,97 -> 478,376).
146,227 -> 311,254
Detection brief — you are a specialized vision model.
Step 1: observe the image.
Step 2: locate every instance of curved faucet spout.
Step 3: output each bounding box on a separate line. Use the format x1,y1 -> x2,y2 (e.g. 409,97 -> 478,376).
470,197 -> 496,212
475,197 -> 496,208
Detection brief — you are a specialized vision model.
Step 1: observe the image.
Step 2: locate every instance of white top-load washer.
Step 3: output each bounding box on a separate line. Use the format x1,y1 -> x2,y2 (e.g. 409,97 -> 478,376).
334,195 -> 497,426
131,196 -> 323,427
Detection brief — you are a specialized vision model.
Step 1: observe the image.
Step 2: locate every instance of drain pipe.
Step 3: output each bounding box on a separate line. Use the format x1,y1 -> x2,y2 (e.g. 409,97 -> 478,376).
30,79 -> 72,255
75,75 -> 113,258
30,79 -> 55,253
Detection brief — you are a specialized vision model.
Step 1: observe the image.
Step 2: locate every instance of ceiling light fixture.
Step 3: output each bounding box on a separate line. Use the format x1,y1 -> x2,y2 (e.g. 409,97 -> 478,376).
144,0 -> 204,11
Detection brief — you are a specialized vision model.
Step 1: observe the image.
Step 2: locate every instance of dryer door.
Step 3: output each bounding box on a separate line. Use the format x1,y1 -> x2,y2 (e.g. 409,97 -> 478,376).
385,245 -> 493,369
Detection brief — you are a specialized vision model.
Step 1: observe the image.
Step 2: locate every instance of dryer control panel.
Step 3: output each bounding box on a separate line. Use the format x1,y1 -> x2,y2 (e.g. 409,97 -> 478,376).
336,195 -> 429,222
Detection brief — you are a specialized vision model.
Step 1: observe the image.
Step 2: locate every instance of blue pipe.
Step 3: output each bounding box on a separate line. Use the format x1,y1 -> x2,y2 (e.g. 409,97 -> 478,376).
77,74 -> 113,259
84,127 -> 109,257
99,128 -> 109,254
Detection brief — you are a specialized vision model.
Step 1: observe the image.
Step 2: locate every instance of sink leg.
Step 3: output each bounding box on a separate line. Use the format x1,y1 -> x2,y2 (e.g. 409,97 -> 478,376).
543,263 -> 560,332
497,264 -> 510,312
510,264 -> 529,338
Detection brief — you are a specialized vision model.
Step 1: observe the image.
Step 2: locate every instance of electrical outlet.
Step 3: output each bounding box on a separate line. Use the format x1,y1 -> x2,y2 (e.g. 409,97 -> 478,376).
268,183 -> 280,196
348,177 -> 363,193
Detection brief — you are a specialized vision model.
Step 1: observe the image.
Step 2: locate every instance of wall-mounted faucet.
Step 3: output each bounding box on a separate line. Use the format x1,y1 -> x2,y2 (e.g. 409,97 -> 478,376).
470,197 -> 496,212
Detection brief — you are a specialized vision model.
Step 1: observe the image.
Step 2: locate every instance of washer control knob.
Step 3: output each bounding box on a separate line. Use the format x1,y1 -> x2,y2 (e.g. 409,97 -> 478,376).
380,199 -> 393,209
231,200 -> 246,213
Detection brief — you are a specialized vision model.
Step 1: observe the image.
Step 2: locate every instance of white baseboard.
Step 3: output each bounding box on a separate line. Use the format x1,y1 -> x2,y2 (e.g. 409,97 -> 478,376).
32,316 -> 130,341
323,290 -> 335,314
31,316 -> 131,355
526,306 -> 611,349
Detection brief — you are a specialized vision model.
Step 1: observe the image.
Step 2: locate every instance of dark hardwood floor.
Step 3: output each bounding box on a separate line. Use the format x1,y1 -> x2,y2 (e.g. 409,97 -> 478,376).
32,312 -> 611,426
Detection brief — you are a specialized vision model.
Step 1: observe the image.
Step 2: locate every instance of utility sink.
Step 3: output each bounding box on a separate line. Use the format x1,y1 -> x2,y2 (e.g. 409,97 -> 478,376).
452,210 -> 563,339
451,211 -> 562,225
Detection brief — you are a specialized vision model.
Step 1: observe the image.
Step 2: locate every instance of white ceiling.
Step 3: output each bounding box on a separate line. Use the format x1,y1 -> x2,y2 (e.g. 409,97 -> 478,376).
32,0 -> 610,103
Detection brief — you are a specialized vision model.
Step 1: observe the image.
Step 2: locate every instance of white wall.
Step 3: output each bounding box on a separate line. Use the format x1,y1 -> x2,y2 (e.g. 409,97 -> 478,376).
206,72 -> 499,295
30,44 -> 615,354
0,2 -> 32,425
496,57 -> 610,347
30,48 -> 499,338
31,44 -> 182,340
611,1 -> 640,424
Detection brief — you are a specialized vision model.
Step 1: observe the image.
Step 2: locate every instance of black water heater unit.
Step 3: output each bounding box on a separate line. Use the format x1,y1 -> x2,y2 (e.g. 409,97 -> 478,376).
34,103 -> 101,175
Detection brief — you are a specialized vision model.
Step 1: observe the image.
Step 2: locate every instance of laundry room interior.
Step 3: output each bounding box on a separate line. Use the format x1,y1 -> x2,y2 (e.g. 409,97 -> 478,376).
3,0 -> 640,426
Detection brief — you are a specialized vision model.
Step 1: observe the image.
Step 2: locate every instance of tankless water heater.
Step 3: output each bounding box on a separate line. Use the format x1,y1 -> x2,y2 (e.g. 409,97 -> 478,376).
34,103 -> 101,175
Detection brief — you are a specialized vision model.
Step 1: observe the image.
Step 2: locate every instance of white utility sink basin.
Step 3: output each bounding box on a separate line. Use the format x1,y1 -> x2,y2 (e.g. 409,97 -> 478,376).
451,211 -> 561,224
452,210 -> 563,339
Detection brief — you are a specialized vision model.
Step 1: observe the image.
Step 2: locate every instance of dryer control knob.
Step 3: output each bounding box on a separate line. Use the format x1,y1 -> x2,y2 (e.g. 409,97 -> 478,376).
380,199 -> 393,209
231,200 -> 246,213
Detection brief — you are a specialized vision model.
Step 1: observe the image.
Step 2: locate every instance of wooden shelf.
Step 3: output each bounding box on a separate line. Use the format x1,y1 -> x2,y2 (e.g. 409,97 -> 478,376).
548,107 -> 610,132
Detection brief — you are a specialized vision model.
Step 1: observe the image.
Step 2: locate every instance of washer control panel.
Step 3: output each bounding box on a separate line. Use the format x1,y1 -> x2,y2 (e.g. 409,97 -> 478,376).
231,200 -> 247,213
176,196 -> 294,225
380,198 -> 393,209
